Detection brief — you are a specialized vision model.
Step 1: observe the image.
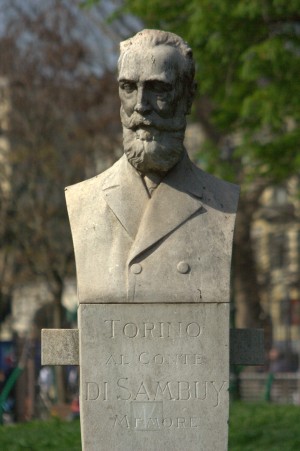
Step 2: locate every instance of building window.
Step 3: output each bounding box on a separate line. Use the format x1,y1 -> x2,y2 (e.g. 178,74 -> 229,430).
268,232 -> 288,270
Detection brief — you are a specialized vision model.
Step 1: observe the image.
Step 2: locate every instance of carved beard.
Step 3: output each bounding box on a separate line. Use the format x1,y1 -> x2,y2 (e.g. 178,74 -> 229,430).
121,107 -> 186,174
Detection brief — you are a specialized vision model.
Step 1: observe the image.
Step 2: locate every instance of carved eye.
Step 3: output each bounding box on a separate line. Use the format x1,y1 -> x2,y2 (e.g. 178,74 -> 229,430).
147,80 -> 172,93
119,81 -> 136,93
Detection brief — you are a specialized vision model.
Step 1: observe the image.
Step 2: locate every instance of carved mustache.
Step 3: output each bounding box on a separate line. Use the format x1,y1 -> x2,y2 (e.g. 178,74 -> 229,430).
120,107 -> 186,132
123,127 -> 184,145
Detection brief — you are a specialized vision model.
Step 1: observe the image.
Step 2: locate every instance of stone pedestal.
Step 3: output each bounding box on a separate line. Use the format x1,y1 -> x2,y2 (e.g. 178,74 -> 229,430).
79,303 -> 229,451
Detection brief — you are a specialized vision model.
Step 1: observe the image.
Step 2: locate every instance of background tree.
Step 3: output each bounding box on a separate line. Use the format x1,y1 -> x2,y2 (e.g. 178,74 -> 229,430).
0,33 -> 121,330
121,0 -> 300,329
0,0 -> 130,407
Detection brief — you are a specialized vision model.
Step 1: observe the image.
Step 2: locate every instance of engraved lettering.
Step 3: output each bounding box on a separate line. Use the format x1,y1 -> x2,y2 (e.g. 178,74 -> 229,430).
195,381 -> 208,400
162,417 -> 173,428
131,401 -> 163,430
85,381 -> 108,401
191,417 -> 200,428
154,354 -> 164,364
177,381 -> 191,400
117,377 -> 131,400
134,382 -> 151,401
143,322 -> 155,338
139,352 -> 150,364
103,320 -> 202,338
112,379 -> 229,402
162,322 -> 171,338
106,354 -> 117,365
113,413 -> 202,430
104,319 -> 120,338
186,322 -> 201,337
176,417 -> 186,428
112,414 -> 130,428
123,323 -> 138,338
178,321 -> 183,337
134,417 -> 144,428
147,417 -> 160,428
121,355 -> 130,365
106,354 -> 130,365
195,354 -> 203,364
137,352 -> 205,366
154,381 -> 175,400
85,382 -> 99,401
177,354 -> 187,365
159,322 -> 164,337
211,381 -> 227,407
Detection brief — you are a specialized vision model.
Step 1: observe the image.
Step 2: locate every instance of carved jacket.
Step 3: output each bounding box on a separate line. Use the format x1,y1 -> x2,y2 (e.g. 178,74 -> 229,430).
65,153 -> 239,304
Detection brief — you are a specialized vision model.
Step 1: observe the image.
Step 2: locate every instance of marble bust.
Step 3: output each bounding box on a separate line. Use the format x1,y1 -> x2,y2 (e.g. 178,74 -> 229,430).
65,29 -> 239,304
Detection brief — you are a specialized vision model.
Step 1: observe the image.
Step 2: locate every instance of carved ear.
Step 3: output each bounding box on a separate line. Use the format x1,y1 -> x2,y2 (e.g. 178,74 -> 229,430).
186,81 -> 197,114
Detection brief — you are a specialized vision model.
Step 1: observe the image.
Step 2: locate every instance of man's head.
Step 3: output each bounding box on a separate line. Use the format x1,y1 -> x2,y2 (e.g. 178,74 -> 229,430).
118,29 -> 196,175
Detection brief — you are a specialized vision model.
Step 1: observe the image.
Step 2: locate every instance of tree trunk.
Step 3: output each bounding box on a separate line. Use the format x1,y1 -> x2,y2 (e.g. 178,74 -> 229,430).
233,192 -> 265,329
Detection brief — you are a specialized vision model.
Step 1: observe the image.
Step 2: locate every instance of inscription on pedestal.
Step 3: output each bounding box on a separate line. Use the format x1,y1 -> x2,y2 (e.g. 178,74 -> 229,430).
80,304 -> 229,451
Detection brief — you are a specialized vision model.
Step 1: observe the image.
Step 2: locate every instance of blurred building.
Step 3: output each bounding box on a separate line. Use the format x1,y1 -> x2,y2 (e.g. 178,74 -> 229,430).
253,178 -> 300,367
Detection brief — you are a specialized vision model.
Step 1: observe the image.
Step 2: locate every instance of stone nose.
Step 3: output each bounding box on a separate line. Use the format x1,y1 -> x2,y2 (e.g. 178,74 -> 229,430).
134,87 -> 151,114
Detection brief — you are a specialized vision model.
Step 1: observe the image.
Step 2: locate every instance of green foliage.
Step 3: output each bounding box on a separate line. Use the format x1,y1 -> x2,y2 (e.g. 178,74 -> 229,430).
123,0 -> 300,184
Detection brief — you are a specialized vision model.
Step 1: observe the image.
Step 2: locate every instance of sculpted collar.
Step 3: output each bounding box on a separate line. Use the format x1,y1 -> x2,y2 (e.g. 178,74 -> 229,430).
101,153 -> 204,262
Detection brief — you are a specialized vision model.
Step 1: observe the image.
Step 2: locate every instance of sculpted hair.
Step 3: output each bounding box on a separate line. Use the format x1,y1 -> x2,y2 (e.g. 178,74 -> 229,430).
119,29 -> 196,102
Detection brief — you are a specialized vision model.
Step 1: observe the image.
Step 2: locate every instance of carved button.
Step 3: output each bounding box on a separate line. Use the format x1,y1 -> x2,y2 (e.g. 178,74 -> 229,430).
177,261 -> 190,274
131,263 -> 142,274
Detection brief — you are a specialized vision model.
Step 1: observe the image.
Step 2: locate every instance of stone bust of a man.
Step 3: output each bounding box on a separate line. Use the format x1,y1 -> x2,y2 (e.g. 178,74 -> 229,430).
65,29 -> 239,304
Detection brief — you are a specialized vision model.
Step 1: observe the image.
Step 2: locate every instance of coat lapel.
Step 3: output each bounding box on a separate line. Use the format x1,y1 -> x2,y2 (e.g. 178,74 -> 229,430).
128,154 -> 204,263
102,155 -> 149,240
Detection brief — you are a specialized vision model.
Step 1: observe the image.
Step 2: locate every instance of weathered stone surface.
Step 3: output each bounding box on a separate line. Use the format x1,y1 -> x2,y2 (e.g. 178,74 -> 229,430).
41,329 -> 79,366
79,303 -> 229,451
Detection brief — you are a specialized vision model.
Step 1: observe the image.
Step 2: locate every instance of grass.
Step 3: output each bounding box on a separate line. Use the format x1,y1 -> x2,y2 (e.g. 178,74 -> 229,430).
229,402 -> 300,451
0,417 -> 81,451
0,402 -> 300,450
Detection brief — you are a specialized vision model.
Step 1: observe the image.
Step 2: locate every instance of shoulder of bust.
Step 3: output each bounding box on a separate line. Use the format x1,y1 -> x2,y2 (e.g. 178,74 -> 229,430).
65,157 -> 123,198
190,161 -> 240,214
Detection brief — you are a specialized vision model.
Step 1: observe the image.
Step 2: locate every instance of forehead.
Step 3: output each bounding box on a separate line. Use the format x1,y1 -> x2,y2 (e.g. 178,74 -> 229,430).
118,45 -> 181,83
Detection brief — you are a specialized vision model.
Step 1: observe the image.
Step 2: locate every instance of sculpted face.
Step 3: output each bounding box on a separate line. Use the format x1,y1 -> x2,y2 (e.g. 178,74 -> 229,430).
118,45 -> 190,174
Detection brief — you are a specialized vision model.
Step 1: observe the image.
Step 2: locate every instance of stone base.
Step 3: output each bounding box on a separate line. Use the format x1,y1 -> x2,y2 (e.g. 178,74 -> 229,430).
79,303 -> 229,451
